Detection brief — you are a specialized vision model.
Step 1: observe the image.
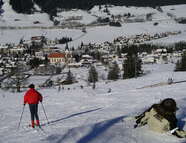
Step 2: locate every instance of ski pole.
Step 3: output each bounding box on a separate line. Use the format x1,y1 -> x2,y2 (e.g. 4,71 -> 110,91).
18,105 -> 25,129
41,102 -> 49,124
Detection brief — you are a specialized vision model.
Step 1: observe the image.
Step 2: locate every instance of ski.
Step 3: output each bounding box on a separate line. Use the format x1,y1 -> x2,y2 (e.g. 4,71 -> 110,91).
21,124 -> 47,135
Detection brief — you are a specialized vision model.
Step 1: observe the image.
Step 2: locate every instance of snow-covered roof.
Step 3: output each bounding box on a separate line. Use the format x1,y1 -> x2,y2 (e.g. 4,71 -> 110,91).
82,54 -> 92,59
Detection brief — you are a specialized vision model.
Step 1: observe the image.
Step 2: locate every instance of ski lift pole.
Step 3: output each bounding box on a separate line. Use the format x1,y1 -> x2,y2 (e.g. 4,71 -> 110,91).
41,102 -> 49,124
18,105 -> 25,129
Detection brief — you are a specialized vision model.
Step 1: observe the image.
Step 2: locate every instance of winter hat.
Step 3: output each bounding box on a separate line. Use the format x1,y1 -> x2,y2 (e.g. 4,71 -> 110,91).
29,84 -> 35,89
160,98 -> 178,112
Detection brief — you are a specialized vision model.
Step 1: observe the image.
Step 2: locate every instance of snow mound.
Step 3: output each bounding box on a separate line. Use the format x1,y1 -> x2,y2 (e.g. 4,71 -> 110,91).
44,115 -> 184,143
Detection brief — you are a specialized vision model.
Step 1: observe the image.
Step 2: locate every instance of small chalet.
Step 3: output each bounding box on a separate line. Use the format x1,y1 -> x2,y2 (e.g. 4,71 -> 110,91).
48,52 -> 66,64
0,68 -> 3,76
31,36 -> 45,41
9,45 -> 25,54
80,55 -> 95,65
31,36 -> 45,46
0,45 -> 9,54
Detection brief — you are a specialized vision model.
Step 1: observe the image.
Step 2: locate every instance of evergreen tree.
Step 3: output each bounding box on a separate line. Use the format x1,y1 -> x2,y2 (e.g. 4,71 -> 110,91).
65,43 -> 69,51
136,58 -> 143,75
123,46 -> 142,79
10,0 -> 33,14
19,38 -> 24,44
175,51 -> 186,71
44,54 -> 49,66
107,61 -> 120,80
29,57 -> 41,68
73,54 -> 81,63
175,60 -> 181,71
65,70 -> 74,84
116,46 -> 122,58
95,51 -> 101,61
0,0 -> 3,9
88,65 -> 98,83
99,5 -> 102,11
123,54 -> 136,79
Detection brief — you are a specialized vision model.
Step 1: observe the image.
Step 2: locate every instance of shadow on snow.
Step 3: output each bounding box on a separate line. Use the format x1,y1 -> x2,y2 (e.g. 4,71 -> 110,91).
42,107 -> 102,126
76,115 -> 125,143
48,115 -> 126,143
177,98 -> 186,130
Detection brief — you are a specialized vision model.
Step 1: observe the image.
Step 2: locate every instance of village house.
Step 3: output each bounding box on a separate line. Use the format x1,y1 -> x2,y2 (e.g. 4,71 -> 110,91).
68,62 -> 82,68
48,52 -> 66,65
65,50 -> 73,63
153,48 -> 167,56
41,46 -> 61,57
0,67 -> 4,75
141,48 -> 169,64
80,54 -> 94,66
31,36 -> 45,42
44,46 -> 61,53
31,36 -> 46,47
35,51 -> 45,60
142,55 -> 155,64
101,54 -> 114,63
0,44 -> 9,54
9,44 -> 25,55
156,55 -> 168,64
46,40 -> 58,45
172,52 -> 182,58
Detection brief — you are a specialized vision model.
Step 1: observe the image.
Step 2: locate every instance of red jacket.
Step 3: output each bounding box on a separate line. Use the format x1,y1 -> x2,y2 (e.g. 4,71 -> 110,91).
24,88 -> 43,104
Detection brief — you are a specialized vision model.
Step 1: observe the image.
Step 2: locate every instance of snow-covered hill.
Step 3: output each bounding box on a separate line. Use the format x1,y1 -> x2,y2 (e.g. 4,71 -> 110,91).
1,1 -> 186,47
1,0 -> 186,27
0,0 -> 53,27
0,64 -> 186,143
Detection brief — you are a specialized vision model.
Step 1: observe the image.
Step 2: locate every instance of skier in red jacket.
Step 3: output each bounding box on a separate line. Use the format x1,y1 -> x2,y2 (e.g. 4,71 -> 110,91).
24,84 -> 43,128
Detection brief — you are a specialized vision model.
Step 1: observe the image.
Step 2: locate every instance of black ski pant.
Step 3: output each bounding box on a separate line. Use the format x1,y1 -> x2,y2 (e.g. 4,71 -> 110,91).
29,104 -> 39,121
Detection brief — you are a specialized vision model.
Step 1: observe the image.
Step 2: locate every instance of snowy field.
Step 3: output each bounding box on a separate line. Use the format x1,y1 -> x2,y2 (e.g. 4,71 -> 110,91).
1,22 -> 186,47
0,63 -> 186,143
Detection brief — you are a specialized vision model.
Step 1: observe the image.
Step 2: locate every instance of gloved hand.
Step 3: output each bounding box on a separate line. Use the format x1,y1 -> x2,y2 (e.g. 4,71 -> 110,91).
23,103 -> 26,106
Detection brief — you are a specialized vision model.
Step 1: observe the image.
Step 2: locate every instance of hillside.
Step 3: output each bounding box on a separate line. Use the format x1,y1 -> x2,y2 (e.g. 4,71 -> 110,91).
0,64 -> 186,143
1,1 -> 186,47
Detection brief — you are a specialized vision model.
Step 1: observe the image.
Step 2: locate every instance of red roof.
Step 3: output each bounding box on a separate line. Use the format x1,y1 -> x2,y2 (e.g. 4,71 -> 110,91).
48,53 -> 65,58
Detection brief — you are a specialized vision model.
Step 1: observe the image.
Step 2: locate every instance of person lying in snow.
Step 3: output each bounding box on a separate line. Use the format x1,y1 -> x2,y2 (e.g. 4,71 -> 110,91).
134,98 -> 186,138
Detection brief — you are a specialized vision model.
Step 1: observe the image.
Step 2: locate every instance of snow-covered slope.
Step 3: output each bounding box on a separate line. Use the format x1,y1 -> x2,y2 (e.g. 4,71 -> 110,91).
0,64 -> 186,143
1,20 -> 186,47
1,1 -> 186,28
1,2 -> 186,46
56,9 -> 97,25
0,0 -> 53,27
162,5 -> 186,19
90,5 -> 169,20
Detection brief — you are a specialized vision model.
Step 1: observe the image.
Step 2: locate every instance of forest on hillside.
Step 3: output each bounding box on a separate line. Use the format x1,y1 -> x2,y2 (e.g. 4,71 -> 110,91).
8,0 -> 186,15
